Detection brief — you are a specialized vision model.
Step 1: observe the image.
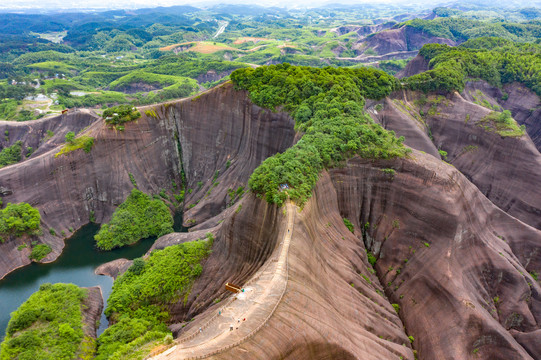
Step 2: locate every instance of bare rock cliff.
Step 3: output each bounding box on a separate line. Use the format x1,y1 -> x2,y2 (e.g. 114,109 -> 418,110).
162,83 -> 295,226
1,83 -> 540,359
358,27 -> 456,56
0,106 -> 181,278
0,83 -> 294,279
81,286 -> 104,341
330,152 -> 541,360
164,149 -> 541,359
0,110 -> 99,160
396,54 -> 430,78
370,88 -> 541,232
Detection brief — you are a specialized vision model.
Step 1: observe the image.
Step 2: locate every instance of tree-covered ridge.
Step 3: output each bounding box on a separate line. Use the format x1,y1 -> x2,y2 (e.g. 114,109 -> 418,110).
2,4 -> 541,121
108,71 -> 191,92
96,237 -> 213,360
404,38 -> 541,96
144,53 -> 247,78
432,6 -> 541,22
231,64 -> 409,206
400,17 -> 541,43
102,105 -> 141,126
95,189 -> 173,250
0,283 -> 91,360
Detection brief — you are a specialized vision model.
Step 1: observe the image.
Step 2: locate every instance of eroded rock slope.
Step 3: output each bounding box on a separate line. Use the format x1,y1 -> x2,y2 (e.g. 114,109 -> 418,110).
0,83 -> 294,279
1,82 -> 540,359
368,87 -> 541,231
332,153 -> 541,359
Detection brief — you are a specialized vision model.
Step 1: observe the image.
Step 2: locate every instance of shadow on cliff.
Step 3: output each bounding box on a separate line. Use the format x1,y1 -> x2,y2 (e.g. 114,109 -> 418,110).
0,82 -> 296,278
367,83 -> 541,232
330,151 -> 541,360
2,81 -> 541,360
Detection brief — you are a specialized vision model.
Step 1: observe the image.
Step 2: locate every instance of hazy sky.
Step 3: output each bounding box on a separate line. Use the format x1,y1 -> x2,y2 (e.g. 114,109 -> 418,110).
1,0 -> 431,11
3,0 -> 540,12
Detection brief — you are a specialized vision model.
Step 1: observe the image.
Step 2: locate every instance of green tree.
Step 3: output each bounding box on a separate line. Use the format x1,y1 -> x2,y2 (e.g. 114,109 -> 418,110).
231,64 -> 409,206
0,202 -> 41,242
65,131 -> 75,144
94,189 -> 173,250
0,284 -> 88,360
0,141 -> 22,168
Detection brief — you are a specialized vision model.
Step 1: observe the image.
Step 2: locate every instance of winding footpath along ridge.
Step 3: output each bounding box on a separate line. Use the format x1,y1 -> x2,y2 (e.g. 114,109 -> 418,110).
150,202 -> 296,360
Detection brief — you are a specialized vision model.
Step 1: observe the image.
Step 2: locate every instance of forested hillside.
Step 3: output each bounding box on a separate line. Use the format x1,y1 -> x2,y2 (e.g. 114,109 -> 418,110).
1,3 -> 540,121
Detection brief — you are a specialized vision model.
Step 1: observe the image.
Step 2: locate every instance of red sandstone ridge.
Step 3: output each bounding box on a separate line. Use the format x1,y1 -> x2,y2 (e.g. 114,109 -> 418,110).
0,82 -> 295,279
330,22 -> 397,37
82,286 -> 104,342
462,81 -> 541,153
397,56 -> 541,148
147,188 -> 415,360
328,151 -> 541,359
0,110 -> 100,160
396,54 -> 430,79
329,25 -> 458,63
1,82 -> 541,359
146,148 -> 541,360
0,107 -> 182,278
355,26 -> 456,56
367,87 -> 541,231
158,83 -> 295,227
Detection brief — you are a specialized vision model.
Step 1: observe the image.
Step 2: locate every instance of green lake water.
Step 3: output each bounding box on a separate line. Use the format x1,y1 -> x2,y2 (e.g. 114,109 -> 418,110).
0,224 -> 156,342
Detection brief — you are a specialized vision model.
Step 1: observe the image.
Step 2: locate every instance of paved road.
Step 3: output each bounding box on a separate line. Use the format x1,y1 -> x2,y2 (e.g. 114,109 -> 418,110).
213,21 -> 228,38
150,202 -> 296,360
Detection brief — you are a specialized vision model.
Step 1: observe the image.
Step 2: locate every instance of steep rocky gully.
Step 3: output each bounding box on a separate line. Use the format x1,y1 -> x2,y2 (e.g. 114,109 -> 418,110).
0,80 -> 540,359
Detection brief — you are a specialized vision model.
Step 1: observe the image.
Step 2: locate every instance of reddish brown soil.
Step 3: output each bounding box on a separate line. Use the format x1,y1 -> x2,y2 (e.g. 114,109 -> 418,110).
357,26 -> 456,56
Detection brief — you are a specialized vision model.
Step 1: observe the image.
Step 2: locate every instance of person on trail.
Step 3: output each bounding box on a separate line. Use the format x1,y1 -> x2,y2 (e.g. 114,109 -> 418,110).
199,327 -> 202,333
230,325 -> 233,331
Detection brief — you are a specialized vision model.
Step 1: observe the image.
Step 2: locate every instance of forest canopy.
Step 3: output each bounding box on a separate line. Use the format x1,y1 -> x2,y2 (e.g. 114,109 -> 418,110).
0,202 -> 41,242
0,283 -> 89,360
231,64 -> 409,206
404,38 -> 541,96
94,189 -> 173,250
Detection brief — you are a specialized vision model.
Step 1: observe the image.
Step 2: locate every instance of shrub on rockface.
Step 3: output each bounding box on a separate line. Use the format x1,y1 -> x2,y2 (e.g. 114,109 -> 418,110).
0,141 -> 22,168
0,283 -> 88,360
54,135 -> 94,158
29,244 -> 52,261
94,189 -> 173,250
0,202 -> 41,242
102,105 -> 141,126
